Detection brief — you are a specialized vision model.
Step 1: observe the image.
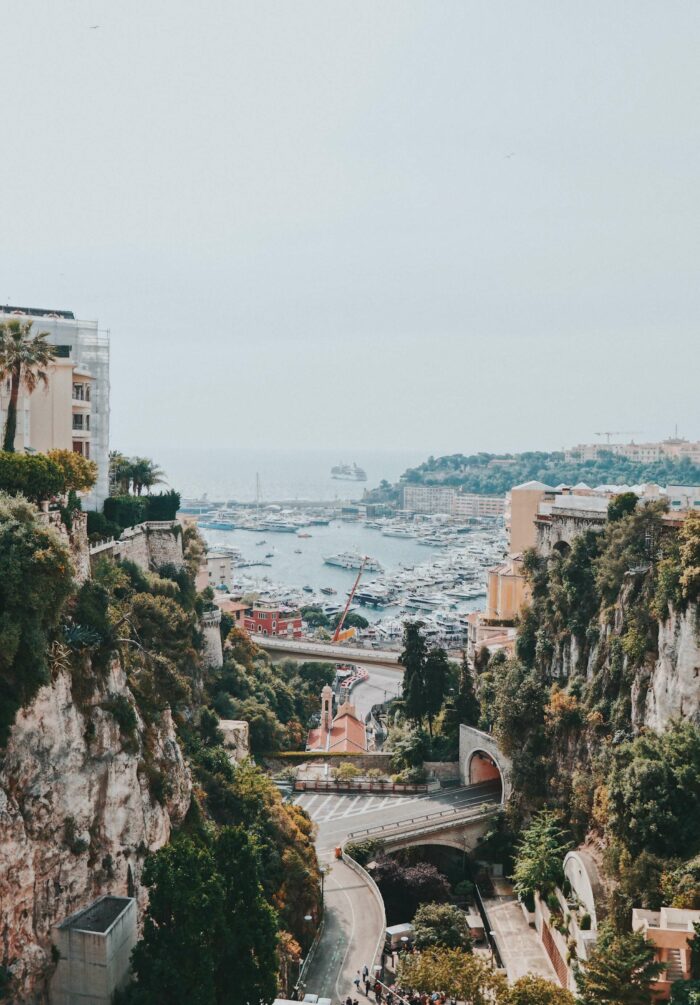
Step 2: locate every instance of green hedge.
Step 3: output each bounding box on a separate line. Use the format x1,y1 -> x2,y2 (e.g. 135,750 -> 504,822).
103,491 -> 181,530
0,452 -> 65,501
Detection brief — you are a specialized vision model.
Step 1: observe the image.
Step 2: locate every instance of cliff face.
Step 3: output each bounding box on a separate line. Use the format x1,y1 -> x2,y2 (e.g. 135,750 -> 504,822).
0,661 -> 191,1001
640,603 -> 700,731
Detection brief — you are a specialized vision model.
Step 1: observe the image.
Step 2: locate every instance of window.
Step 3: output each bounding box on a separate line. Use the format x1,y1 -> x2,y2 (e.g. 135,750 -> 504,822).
55,345 -> 71,358
72,415 -> 84,431
271,621 -> 276,630
72,441 -> 84,456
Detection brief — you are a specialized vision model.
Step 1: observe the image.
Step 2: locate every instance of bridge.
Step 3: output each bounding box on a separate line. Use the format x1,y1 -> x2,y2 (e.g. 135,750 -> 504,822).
256,636 -> 403,668
344,780 -> 502,852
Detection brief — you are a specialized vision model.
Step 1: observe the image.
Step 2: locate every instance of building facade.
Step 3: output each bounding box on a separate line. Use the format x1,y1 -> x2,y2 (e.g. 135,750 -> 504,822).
565,438 -> 700,466
0,306 -> 110,508
452,492 -> 505,520
402,484 -> 457,514
244,604 -> 303,639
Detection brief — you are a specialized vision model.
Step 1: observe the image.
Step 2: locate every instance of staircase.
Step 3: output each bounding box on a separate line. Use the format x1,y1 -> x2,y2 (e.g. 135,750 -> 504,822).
665,948 -> 685,983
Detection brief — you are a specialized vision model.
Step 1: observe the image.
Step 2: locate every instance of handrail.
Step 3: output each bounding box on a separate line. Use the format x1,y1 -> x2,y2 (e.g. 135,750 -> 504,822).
342,851 -> 386,971
346,789 -> 501,841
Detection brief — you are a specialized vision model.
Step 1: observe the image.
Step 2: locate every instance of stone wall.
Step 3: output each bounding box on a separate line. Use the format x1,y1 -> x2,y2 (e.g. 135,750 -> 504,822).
200,608 -> 224,669
40,511 -> 91,584
424,760 -> 460,782
89,522 -> 184,575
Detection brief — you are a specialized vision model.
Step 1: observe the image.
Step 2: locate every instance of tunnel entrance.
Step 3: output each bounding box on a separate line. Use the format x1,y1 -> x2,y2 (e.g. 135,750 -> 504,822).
468,750 -> 503,800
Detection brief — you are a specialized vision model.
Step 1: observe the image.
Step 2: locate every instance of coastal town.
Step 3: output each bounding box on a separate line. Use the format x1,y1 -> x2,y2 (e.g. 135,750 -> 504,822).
3,4 -> 700,1005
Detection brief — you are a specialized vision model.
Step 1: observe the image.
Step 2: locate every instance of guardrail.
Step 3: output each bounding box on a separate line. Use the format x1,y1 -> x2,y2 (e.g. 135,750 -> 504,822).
256,637 -> 402,664
294,779 -> 437,794
342,850 -> 387,972
346,787 -> 501,841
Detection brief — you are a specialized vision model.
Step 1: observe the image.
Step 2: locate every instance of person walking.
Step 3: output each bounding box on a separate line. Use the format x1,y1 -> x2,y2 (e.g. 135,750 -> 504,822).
364,977 -> 371,997
362,964 -> 369,981
354,972 -> 362,993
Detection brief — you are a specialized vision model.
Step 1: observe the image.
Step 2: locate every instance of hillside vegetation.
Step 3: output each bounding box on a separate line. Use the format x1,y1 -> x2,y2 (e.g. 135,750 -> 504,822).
367,450 -> 700,499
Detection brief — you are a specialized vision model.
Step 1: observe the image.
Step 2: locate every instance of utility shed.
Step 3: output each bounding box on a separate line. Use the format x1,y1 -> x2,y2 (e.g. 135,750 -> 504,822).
50,895 -> 136,1005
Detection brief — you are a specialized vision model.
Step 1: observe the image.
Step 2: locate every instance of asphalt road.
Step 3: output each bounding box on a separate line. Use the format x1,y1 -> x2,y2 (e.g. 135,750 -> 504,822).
297,782 -> 500,1001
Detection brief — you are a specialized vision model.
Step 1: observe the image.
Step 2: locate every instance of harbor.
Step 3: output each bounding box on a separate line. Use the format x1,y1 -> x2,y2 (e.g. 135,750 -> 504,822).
193,504 -> 507,650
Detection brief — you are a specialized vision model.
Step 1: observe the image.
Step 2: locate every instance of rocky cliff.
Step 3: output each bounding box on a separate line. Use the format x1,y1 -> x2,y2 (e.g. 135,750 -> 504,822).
639,603 -> 700,731
0,660 -> 191,1001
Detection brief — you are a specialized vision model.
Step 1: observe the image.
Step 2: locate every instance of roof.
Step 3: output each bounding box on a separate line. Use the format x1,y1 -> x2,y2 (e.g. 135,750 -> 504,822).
60,896 -> 133,935
0,304 -> 75,319
512,480 -> 555,491
307,705 -> 367,753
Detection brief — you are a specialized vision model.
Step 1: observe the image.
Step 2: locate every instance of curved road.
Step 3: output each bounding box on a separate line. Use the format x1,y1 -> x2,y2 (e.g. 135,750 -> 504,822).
297,783 -> 497,1001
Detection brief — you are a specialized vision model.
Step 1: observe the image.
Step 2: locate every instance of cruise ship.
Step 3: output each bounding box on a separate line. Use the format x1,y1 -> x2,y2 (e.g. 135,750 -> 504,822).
330,462 -> 367,482
324,551 -> 383,573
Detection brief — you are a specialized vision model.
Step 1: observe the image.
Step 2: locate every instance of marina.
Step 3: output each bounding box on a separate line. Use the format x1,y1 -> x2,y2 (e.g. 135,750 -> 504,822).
197,507 -> 506,649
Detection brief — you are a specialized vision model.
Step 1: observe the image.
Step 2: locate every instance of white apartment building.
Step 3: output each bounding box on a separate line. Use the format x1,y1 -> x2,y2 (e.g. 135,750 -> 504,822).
402,484 -> 457,514
205,552 -> 234,589
0,306 -> 110,508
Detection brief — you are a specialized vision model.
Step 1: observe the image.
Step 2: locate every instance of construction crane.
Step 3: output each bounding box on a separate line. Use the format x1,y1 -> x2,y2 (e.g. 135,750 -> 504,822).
594,430 -> 644,444
332,557 -> 367,643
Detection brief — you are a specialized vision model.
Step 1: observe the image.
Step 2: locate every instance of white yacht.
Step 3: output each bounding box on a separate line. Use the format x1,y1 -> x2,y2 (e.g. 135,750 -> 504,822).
324,552 -> 383,573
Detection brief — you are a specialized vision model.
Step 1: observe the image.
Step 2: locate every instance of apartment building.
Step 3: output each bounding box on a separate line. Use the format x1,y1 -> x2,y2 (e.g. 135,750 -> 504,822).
402,484 -> 457,514
0,305 -> 110,508
452,492 -> 505,520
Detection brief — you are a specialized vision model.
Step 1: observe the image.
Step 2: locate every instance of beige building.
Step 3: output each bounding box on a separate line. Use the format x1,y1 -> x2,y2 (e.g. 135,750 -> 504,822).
565,437 -> 700,466
0,359 -> 94,459
633,907 -> 700,999
452,492 -> 505,520
486,557 -> 529,622
508,481 -> 553,555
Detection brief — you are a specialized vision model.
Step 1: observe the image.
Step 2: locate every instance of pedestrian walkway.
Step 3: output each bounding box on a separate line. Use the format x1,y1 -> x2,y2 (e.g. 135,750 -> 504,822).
485,895 -> 558,982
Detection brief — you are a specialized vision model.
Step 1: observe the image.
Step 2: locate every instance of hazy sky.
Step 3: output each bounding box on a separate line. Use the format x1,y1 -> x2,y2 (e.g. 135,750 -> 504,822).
2,1 -> 699,456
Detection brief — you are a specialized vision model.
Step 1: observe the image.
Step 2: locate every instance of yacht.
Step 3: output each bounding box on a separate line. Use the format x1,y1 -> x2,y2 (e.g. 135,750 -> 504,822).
198,509 -> 237,530
323,552 -> 383,573
381,526 -> 415,539
320,586 -> 337,595
330,462 -> 367,482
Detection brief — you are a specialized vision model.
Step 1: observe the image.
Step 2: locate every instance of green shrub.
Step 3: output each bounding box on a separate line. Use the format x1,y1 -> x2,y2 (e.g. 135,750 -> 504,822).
86,510 -> 122,541
580,912 -> 591,930
345,837 -> 385,867
145,490 -> 181,521
102,694 -> 138,739
0,451 -> 64,501
104,495 -> 148,529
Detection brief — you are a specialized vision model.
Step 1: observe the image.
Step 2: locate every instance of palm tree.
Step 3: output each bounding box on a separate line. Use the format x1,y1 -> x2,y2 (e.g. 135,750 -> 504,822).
130,457 -> 166,495
0,320 -> 58,452
109,450 -> 133,495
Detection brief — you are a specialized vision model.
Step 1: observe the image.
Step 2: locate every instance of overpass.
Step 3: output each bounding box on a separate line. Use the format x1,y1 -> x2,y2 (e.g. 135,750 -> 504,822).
256,636 -> 403,668
344,780 -> 502,853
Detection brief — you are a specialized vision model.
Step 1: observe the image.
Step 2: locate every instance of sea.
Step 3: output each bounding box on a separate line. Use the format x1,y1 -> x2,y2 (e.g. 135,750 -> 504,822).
153,446 -> 486,621
154,446 -> 426,503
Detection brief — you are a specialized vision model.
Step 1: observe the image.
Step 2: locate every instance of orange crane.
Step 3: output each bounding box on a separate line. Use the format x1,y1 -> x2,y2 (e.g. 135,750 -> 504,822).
332,557 -> 367,643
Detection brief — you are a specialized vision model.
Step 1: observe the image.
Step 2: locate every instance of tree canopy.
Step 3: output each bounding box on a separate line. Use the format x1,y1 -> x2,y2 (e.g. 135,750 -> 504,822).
575,925 -> 664,1005
512,809 -> 572,899
413,902 -> 473,951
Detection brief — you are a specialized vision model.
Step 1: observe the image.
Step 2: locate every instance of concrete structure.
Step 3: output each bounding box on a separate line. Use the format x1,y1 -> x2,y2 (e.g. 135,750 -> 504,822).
50,895 -> 136,1005
219,718 -> 250,761
633,906 -> 700,999
486,556 -> 529,622
244,603 -> 302,639
459,724 -> 511,803
307,685 -> 367,752
402,484 -> 456,515
508,481 -> 554,555
667,484 -> 700,512
0,305 -> 110,508
452,492 -> 505,520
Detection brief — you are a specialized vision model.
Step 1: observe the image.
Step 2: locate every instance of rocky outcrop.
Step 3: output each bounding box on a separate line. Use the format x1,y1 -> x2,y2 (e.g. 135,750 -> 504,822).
641,604 -> 700,731
0,662 -> 191,1002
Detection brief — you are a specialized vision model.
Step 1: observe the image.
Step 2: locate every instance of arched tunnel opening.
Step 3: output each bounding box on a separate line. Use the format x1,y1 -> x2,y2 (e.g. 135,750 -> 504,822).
468,750 -> 504,802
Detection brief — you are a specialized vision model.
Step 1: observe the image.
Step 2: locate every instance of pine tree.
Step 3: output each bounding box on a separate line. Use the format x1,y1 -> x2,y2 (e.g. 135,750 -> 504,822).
454,650 -> 480,727
423,646 -> 450,737
401,622 -> 427,727
576,925 -> 664,1005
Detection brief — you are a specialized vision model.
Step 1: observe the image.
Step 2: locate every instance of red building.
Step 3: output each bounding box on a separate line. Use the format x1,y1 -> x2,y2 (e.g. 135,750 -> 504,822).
244,604 -> 303,639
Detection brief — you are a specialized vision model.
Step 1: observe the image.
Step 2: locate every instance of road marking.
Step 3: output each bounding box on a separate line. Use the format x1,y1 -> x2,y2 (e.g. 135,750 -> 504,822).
297,794 -> 320,812
341,796 -> 363,817
313,794 -> 335,818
